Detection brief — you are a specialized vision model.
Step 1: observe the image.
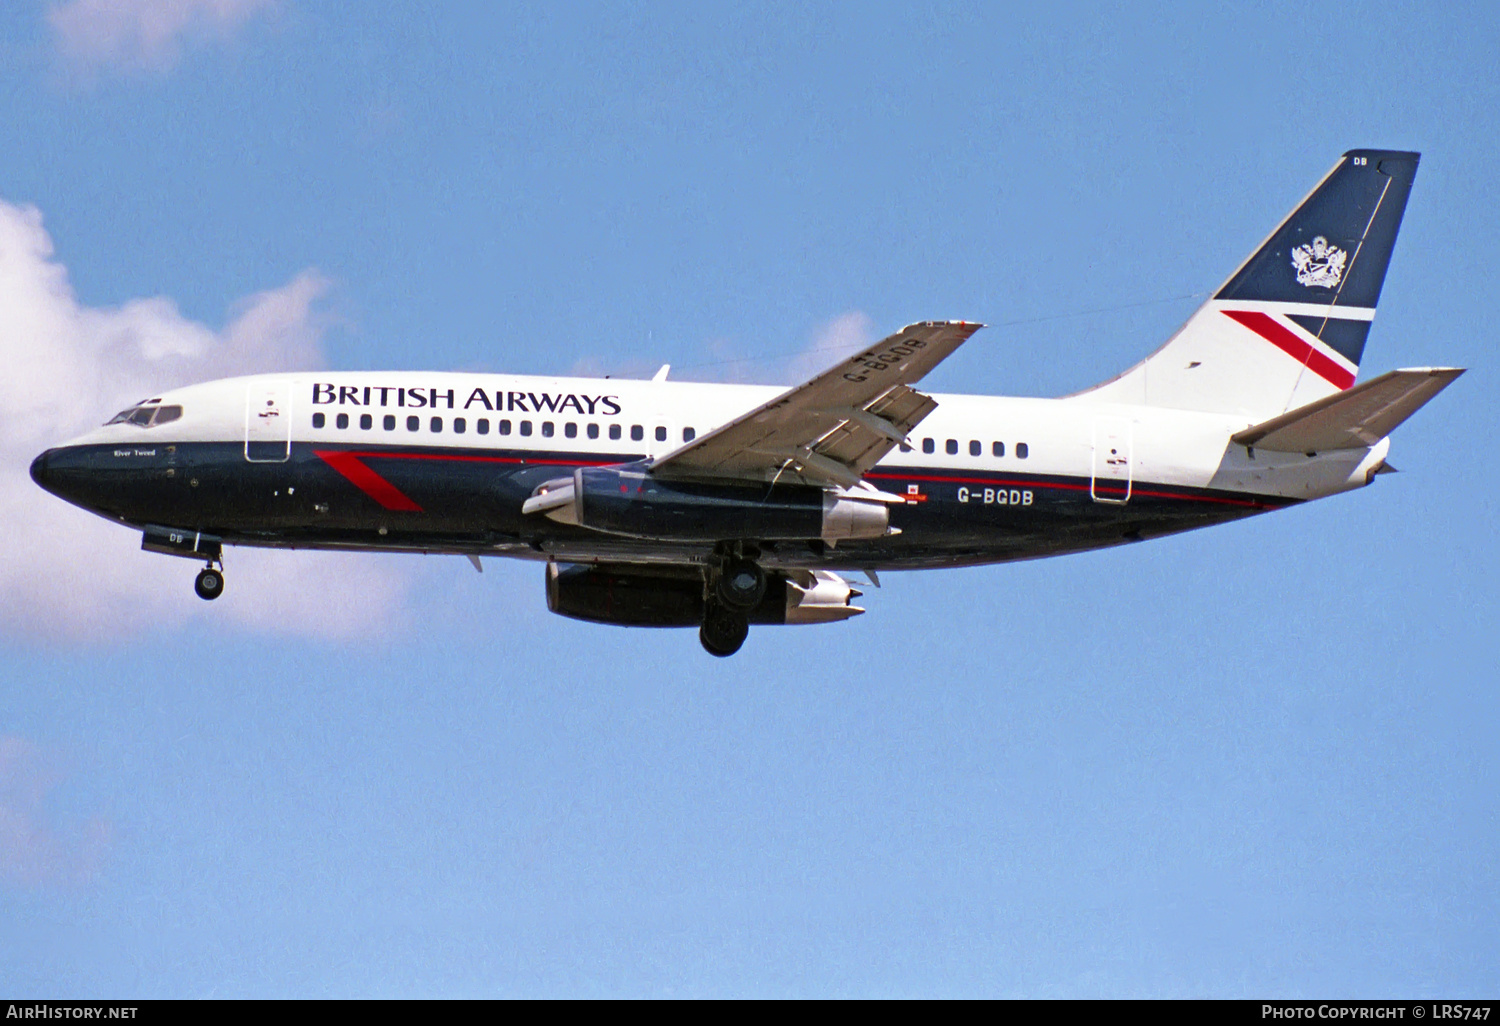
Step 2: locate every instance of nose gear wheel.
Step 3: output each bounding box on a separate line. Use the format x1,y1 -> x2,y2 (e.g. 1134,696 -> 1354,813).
194,566 -> 224,601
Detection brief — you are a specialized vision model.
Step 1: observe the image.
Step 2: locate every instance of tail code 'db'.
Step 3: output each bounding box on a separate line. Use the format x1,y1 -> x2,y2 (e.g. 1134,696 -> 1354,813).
1082,150 -> 1419,418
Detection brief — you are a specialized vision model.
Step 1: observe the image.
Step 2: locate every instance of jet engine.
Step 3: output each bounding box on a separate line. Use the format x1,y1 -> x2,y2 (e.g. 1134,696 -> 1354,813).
523,465 -> 897,543
545,562 -> 864,627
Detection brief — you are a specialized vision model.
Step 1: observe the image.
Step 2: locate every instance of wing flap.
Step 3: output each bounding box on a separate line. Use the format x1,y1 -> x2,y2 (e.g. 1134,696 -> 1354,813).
1231,367 -> 1463,452
812,385 -> 937,470
653,320 -> 981,485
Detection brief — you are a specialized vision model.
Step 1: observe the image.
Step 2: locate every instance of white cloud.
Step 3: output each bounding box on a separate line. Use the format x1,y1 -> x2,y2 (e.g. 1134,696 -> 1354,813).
47,0 -> 276,72
665,311 -> 877,385
789,310 -> 874,382
0,199 -> 413,642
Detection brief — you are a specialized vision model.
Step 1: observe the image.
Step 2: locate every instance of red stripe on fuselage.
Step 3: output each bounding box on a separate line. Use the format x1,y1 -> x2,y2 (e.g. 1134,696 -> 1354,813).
314,450 -> 424,511
355,452 -> 617,468
1222,309 -> 1355,390
865,471 -> 1280,509
314,448 -> 1283,514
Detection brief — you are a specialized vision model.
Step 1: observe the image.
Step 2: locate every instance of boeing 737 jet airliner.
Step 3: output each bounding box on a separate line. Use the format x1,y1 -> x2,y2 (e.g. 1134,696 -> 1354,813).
32,150 -> 1461,655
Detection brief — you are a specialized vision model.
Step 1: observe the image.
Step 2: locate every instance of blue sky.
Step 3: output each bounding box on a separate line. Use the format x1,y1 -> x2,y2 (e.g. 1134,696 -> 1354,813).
0,0 -> 1496,997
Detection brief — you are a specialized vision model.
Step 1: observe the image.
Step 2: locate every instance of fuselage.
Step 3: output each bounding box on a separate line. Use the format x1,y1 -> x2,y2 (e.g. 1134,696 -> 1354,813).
25,150 -> 1448,656
30,370 -> 1389,572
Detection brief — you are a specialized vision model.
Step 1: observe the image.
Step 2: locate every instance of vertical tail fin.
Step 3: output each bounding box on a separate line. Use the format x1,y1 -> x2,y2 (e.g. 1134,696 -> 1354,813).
1082,150 -> 1419,418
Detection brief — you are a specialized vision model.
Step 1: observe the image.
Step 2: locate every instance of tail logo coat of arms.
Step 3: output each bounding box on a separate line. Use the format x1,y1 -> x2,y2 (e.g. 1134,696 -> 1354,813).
1290,235 -> 1348,288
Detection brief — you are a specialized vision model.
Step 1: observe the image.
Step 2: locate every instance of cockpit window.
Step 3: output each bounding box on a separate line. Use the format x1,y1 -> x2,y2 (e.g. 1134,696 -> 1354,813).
106,404 -> 183,428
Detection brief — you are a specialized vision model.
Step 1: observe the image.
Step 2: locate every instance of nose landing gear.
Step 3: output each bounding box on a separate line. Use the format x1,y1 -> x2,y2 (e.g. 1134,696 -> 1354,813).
194,564 -> 224,601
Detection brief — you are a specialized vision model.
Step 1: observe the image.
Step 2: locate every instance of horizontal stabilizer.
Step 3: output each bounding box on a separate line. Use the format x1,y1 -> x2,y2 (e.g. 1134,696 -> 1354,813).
1232,367 -> 1463,452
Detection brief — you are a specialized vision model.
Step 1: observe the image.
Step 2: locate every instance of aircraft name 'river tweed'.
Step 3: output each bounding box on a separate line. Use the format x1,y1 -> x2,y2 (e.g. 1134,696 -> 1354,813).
32,150 -> 1461,655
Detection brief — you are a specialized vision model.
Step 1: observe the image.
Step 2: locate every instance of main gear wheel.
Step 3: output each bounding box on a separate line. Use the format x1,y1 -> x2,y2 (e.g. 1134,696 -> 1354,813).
699,603 -> 749,657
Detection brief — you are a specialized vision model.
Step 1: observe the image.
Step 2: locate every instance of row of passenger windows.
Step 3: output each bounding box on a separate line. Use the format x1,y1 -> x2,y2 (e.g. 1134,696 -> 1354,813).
311,412 -> 697,443
311,412 -> 1028,458
906,438 -> 1030,458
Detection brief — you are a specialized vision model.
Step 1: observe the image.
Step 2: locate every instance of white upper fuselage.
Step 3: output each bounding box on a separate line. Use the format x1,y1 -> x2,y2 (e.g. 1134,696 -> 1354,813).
67,370 -> 1388,504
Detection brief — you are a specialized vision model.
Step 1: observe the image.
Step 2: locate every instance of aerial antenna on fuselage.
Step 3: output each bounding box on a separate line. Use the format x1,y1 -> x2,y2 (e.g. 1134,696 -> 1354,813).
652,364 -> 670,381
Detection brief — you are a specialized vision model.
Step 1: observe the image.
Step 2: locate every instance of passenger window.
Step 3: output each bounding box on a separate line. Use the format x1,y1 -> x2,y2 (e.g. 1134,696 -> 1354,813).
922,438 -> 934,454
587,423 -> 599,439
360,414 -> 372,430
498,419 -> 511,435
565,422 -> 577,438
477,418 -> 490,435
631,425 -> 644,442
520,420 -> 532,436
430,416 -> 443,432
609,424 -> 622,440
337,413 -> 349,429
541,421 -> 554,438
454,417 -> 466,434
683,427 -> 695,442
899,441 -> 911,453
969,440 -> 980,456
313,412 -> 325,429
655,426 -> 667,442
407,416 -> 420,431
992,441 -> 1004,457
384,415 -> 396,430
1017,442 -> 1029,459
945,439 -> 958,455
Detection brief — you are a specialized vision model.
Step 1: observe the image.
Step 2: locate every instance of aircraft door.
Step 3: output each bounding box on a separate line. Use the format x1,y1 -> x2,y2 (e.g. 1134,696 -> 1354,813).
1090,416 -> 1132,504
245,381 -> 293,462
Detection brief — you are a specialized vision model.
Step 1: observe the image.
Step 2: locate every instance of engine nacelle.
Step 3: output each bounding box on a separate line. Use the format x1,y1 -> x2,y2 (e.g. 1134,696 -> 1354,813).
545,563 -> 864,627
525,466 -> 893,543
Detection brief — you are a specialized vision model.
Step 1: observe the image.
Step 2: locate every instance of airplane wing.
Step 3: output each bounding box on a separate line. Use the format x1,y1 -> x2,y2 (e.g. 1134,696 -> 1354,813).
1231,367 -> 1464,453
651,320 -> 983,487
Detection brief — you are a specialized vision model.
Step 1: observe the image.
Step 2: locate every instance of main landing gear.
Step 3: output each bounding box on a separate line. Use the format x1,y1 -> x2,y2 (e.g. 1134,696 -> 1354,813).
699,552 -> 766,657
700,603 -> 749,657
715,557 -> 767,609
194,563 -> 224,601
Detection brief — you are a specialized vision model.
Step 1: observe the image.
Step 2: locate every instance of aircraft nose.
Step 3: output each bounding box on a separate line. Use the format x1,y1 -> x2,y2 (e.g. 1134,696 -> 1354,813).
30,449 -> 52,489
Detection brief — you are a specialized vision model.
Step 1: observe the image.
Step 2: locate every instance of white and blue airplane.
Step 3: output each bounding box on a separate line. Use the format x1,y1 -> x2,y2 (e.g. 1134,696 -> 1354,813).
31,150 -> 1460,655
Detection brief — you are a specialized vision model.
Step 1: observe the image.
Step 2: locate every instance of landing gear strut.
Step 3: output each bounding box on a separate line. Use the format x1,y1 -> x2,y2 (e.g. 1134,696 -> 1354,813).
194,564 -> 224,601
699,602 -> 749,657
